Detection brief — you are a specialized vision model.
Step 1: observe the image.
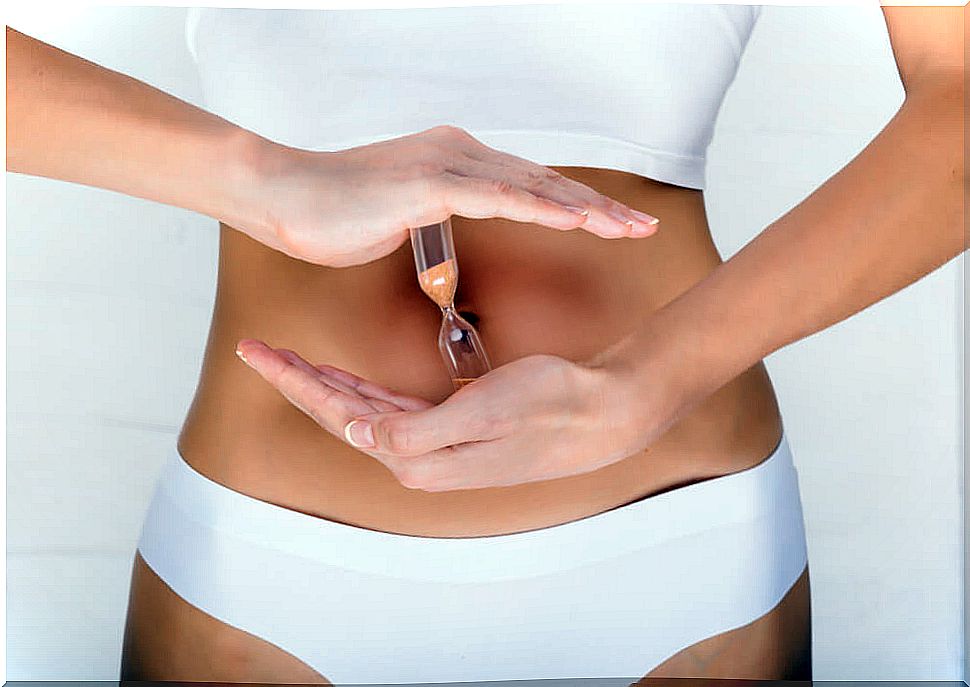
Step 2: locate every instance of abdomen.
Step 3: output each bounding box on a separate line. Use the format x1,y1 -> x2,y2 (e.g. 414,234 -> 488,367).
177,167 -> 783,537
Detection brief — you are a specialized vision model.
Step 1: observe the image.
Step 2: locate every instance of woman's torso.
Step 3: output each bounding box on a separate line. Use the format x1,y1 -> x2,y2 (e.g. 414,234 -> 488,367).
177,5 -> 781,538
178,168 -> 783,537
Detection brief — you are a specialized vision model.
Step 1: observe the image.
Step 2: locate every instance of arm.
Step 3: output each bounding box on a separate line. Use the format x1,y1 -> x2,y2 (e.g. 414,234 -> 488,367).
5,26 -> 265,232
596,6 -> 965,433
6,26 -> 655,267
226,7 -> 965,491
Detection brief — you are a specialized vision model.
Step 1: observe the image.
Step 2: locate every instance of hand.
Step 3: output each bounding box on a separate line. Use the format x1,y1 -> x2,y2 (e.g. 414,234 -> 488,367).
239,125 -> 660,267
234,338 -> 673,492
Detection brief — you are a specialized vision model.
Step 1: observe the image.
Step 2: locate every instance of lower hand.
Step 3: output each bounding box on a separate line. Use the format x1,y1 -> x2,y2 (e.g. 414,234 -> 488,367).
234,338 -> 671,491
237,125 -> 660,268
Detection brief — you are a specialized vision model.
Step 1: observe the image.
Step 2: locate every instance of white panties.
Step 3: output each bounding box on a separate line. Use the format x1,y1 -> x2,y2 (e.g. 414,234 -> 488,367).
136,436 -> 808,682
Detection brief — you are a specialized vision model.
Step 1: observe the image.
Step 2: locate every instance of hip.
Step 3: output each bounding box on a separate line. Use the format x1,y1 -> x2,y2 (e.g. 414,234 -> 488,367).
134,433 -> 808,681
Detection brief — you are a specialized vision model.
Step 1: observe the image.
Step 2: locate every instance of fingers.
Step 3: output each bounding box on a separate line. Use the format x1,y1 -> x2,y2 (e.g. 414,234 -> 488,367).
345,388 -> 505,456
276,350 -> 401,413
451,155 -> 659,239
313,363 -> 433,412
415,125 -> 660,239
233,337 -> 546,492
436,127 -> 659,237
436,168 -> 657,240
236,340 -> 382,439
434,171 -> 597,232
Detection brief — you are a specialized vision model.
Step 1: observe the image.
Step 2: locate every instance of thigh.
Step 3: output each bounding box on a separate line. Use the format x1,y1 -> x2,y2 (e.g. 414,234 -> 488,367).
642,567 -> 812,680
121,554 -> 809,682
120,552 -> 331,683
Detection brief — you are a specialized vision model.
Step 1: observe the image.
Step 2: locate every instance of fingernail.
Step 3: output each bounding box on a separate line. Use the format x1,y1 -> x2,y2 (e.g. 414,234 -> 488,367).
608,208 -> 630,224
631,220 -> 659,237
344,419 -> 375,448
563,205 -> 590,216
235,347 -> 252,366
631,210 -> 660,226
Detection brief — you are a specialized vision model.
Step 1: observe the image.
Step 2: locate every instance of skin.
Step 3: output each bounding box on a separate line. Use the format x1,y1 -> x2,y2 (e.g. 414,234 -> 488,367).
5,27 -> 658,263
6,5 -> 963,682
121,551 -> 811,682
125,168 -> 799,679
234,7 -> 965,495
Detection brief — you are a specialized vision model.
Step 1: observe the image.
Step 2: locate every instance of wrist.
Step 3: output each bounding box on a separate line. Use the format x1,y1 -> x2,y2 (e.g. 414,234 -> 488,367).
210,125 -> 290,234
582,300 -> 742,448
582,317 -> 691,451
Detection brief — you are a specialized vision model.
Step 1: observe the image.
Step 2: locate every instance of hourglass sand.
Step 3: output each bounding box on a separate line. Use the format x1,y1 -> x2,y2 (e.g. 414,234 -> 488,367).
410,218 -> 491,390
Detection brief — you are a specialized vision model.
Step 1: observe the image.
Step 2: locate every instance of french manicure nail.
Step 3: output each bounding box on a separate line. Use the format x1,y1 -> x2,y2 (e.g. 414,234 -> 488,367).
631,209 -> 660,225
344,419 -> 375,448
563,205 -> 590,216
632,219 -> 659,236
608,208 -> 631,225
235,348 -> 251,366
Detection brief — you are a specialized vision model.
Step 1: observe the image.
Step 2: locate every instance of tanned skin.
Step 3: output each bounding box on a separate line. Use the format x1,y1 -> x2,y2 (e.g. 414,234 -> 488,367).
7,6 -> 963,681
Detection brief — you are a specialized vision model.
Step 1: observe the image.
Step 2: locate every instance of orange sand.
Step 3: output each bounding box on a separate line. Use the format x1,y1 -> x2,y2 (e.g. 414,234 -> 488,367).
418,258 -> 458,309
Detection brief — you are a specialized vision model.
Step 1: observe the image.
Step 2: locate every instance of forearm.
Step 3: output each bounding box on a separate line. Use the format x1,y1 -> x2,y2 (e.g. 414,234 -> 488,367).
5,27 -> 272,228
603,74 -> 965,414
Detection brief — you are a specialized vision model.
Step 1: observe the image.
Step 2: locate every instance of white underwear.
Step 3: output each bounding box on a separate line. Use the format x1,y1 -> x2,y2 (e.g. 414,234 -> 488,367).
136,436 -> 808,682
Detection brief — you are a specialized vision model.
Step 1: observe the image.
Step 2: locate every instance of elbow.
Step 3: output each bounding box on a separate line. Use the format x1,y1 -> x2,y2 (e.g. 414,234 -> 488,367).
901,64 -> 964,107
903,67 -> 965,193
914,72 -> 967,257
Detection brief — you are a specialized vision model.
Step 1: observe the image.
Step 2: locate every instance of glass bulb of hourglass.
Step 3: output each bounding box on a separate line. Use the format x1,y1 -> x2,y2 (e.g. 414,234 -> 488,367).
438,307 -> 491,390
410,218 -> 492,389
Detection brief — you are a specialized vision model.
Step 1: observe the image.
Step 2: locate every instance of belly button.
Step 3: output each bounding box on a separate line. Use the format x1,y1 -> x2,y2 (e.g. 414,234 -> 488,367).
457,308 -> 480,326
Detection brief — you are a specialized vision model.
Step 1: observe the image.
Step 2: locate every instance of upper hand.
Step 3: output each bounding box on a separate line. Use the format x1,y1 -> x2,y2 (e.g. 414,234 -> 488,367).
240,125 -> 660,267
234,339 -> 664,491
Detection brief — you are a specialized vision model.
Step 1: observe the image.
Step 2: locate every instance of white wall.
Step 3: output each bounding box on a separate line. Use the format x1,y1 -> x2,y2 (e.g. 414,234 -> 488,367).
6,7 -> 216,679
6,4 -> 963,681
707,5 -> 963,680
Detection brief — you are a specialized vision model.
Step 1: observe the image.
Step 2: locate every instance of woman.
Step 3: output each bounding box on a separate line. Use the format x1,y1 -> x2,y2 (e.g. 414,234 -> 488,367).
6,4 -> 963,683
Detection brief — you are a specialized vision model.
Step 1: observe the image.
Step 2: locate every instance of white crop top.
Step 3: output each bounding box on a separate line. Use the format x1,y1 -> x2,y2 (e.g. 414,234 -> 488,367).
186,4 -> 762,190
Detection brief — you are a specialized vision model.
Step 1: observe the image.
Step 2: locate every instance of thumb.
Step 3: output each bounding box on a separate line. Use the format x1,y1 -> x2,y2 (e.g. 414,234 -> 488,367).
343,402 -> 485,456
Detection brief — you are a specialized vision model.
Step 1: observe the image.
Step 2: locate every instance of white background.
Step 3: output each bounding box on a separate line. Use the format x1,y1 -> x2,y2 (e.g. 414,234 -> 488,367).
5,3 -> 964,681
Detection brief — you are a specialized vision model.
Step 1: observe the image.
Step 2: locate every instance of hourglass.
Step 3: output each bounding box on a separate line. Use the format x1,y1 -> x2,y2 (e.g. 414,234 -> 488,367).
410,218 -> 491,390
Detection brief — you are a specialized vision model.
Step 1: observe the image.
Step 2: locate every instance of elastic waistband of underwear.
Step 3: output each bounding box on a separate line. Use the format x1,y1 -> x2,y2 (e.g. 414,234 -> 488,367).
150,434 -> 804,581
